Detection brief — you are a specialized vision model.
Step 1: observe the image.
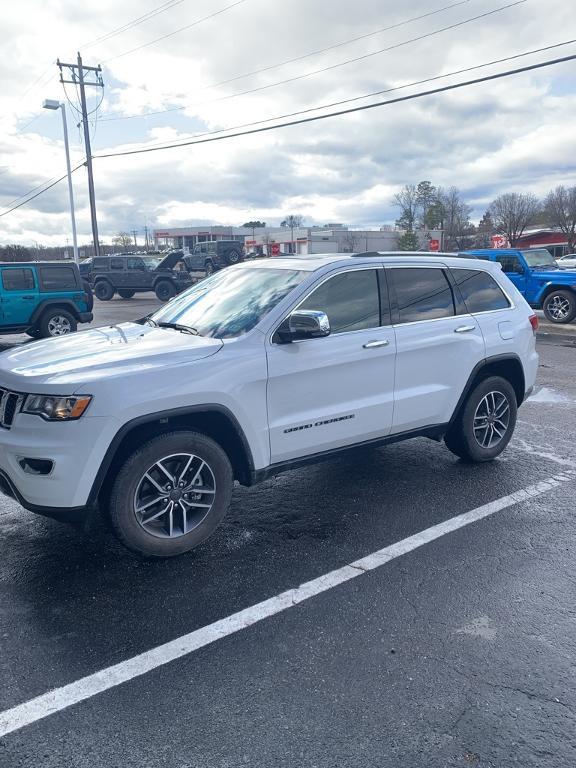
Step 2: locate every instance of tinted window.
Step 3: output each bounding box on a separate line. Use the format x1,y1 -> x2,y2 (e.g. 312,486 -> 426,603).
93,258 -> 107,270
298,270 -> 380,334
39,266 -> 77,290
390,268 -> 455,323
451,269 -> 510,313
110,258 -> 125,270
1,268 -> 34,291
495,255 -> 523,274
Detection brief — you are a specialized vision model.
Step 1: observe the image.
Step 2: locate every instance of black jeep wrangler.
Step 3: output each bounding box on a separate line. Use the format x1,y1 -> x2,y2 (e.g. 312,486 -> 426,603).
186,240 -> 245,275
90,253 -> 192,302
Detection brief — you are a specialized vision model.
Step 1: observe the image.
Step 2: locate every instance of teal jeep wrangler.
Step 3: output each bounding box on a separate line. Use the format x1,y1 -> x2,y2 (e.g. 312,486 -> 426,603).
0,262 -> 93,339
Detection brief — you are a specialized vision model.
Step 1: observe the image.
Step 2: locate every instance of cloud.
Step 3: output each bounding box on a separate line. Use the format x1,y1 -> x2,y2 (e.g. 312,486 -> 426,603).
1,0 -> 575,244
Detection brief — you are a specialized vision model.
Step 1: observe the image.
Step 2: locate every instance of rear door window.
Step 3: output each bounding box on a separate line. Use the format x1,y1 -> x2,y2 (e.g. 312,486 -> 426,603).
39,266 -> 78,291
110,258 -> 125,271
495,254 -> 524,274
451,269 -> 510,313
1,268 -> 35,291
389,268 -> 455,323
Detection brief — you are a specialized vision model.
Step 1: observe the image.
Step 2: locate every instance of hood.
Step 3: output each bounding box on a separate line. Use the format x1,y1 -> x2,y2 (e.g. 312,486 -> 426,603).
156,250 -> 185,270
0,322 -> 222,391
533,267 -> 576,281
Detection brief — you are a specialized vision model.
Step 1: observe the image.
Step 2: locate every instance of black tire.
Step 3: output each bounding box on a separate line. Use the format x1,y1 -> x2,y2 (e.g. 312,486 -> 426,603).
118,290 -> 136,299
204,260 -> 215,276
445,376 -> 517,462
155,280 -> 175,301
94,281 -> 115,301
108,431 -> 233,558
25,328 -> 41,339
82,280 -> 94,312
224,248 -> 242,265
542,289 -> 576,324
38,308 -> 77,338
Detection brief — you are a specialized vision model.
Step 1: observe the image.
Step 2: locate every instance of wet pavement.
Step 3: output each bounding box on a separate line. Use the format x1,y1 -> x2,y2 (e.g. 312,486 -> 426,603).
0,300 -> 575,767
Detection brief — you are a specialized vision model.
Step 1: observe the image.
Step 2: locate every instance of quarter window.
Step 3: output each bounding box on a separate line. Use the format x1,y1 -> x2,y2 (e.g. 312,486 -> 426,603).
1,268 -> 35,291
298,269 -> 381,334
39,266 -> 77,290
451,269 -> 510,313
390,268 -> 455,323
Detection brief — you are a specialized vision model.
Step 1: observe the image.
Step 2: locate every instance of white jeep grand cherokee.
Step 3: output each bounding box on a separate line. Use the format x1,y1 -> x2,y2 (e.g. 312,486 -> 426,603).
0,253 -> 538,557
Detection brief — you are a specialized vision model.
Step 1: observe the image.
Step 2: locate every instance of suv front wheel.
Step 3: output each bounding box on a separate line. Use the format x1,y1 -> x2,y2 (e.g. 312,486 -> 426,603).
155,280 -> 175,301
444,376 -> 517,462
108,431 -> 233,557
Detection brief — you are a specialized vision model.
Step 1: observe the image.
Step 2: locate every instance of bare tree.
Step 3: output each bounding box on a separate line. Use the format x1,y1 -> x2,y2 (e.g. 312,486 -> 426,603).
489,193 -> 540,247
112,232 -> 134,251
437,186 -> 474,250
341,231 -> 360,252
393,184 -> 419,231
544,185 -> 576,251
281,214 -> 304,254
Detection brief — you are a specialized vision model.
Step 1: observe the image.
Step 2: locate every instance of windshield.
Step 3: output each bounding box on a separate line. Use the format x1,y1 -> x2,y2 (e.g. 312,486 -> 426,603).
150,267 -> 307,338
141,257 -> 163,269
521,249 -> 556,268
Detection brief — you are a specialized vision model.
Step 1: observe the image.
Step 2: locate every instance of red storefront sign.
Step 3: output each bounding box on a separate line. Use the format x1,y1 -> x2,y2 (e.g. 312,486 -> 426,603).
270,243 -> 281,256
491,234 -> 509,249
428,239 -> 440,252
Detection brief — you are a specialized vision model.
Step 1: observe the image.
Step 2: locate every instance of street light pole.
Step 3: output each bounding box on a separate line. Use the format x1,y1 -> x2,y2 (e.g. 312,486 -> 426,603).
43,100 -> 79,264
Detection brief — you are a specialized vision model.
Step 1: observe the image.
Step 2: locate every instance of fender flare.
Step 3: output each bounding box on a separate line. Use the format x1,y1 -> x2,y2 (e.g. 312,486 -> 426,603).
30,299 -> 82,325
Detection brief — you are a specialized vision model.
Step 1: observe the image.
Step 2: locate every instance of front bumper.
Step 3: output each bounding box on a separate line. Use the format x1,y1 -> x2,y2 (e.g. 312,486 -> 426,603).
0,468 -> 93,524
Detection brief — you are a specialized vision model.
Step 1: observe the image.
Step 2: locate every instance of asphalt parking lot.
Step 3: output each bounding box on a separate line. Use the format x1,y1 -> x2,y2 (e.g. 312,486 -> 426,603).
1,296 -> 576,767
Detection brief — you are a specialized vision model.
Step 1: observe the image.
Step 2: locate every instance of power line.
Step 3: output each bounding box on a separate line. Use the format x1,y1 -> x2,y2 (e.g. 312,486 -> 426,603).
82,0 -> 189,50
0,165 -> 84,219
101,40 -> 575,152
99,0 -> 474,121
102,0 -> 251,63
181,0 -> 529,109
93,53 -> 576,159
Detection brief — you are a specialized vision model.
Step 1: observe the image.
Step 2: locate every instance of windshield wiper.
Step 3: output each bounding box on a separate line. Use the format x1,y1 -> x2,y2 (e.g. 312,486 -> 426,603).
157,321 -> 201,336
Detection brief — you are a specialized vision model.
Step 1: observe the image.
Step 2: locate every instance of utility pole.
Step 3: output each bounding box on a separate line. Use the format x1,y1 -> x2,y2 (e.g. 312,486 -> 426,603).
57,53 -> 103,258
144,225 -> 150,252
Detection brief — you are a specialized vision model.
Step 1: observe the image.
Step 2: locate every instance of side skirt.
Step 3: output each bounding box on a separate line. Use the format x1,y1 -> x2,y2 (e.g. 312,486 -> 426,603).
249,425 -> 447,485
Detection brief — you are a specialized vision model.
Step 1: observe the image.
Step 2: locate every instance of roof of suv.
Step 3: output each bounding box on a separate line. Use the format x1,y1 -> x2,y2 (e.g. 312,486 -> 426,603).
236,251 -> 482,272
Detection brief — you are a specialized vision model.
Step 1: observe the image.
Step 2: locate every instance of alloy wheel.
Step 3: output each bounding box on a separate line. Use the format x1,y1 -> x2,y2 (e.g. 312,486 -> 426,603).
473,390 -> 510,449
545,294 -> 571,321
133,452 -> 216,539
47,315 -> 72,336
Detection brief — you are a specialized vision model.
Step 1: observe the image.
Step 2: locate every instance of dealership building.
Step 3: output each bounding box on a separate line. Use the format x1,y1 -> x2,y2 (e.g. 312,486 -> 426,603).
153,225 -> 440,255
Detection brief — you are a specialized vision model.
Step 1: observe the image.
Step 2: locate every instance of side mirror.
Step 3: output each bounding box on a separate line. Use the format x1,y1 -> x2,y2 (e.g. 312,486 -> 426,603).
275,310 -> 330,343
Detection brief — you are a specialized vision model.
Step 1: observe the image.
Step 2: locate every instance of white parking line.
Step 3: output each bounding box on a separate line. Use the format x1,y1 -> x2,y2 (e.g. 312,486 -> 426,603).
0,472 -> 573,738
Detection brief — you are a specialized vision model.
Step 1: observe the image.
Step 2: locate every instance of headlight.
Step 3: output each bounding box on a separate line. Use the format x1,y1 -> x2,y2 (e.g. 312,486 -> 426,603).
22,395 -> 92,421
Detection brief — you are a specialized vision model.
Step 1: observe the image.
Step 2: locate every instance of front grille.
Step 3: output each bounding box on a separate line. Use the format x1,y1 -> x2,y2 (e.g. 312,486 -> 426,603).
0,389 -> 24,429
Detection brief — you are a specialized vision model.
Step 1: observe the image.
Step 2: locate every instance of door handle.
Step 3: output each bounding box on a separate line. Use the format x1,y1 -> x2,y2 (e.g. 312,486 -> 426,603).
363,339 -> 390,349
22,295 -> 35,300
454,325 -> 476,333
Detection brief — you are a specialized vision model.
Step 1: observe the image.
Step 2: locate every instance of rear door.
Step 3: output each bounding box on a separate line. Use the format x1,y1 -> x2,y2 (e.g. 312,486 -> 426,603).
109,256 -> 127,288
0,267 -> 38,326
388,265 -> 485,433
38,264 -> 86,311
266,266 -> 397,463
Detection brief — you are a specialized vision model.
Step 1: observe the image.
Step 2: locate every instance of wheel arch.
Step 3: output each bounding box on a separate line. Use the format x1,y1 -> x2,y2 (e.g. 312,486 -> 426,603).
449,354 -> 526,426
538,283 -> 576,303
30,300 -> 81,324
90,405 -> 255,509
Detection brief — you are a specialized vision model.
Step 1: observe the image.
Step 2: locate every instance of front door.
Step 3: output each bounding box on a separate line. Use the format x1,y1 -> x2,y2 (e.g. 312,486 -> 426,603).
0,267 -> 38,326
266,267 -> 396,464
387,266 -> 485,433
127,257 -> 150,289
493,254 -> 527,295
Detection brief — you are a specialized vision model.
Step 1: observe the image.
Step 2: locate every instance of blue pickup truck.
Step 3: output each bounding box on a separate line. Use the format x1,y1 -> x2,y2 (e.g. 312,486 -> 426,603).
462,248 -> 576,324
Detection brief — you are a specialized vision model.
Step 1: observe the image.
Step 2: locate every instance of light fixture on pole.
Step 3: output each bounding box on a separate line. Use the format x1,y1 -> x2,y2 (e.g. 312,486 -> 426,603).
42,99 -> 79,264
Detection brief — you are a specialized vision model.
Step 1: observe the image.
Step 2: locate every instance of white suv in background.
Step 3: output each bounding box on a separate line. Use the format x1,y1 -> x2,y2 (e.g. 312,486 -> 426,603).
0,252 -> 538,557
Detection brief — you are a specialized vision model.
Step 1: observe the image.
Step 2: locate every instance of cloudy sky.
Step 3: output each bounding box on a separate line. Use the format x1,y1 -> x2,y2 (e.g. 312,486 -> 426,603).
1,0 -> 575,246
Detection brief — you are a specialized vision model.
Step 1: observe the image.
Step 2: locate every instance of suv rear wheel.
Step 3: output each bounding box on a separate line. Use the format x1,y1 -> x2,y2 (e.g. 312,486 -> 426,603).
155,280 -> 175,301
39,308 -> 77,338
204,260 -> 215,276
225,248 -> 242,265
94,281 -> 115,301
108,431 -> 233,557
543,289 -> 576,323
118,290 -> 136,299
444,376 -> 517,462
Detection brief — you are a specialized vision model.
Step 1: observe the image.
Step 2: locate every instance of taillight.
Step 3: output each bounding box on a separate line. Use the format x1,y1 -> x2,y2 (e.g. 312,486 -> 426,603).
529,314 -> 538,333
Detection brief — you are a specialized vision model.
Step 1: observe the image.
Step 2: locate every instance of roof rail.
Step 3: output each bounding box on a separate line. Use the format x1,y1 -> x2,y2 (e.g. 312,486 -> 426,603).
351,251 -> 382,258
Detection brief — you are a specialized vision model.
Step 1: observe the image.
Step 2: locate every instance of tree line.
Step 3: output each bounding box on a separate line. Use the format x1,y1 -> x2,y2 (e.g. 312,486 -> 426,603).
393,181 -> 576,252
